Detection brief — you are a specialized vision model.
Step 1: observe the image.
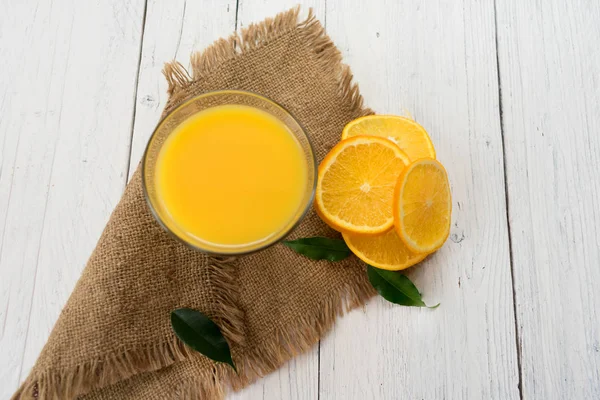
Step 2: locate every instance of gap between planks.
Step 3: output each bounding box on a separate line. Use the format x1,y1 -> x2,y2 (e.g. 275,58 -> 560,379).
493,0 -> 523,398
125,0 -> 149,185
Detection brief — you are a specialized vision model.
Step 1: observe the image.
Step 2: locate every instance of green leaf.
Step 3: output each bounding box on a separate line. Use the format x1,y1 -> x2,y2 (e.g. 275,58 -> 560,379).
283,237 -> 351,261
171,308 -> 237,372
367,265 -> 439,308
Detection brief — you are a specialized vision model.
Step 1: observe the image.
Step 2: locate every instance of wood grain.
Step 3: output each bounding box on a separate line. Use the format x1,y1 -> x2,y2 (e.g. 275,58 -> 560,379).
319,1 -> 520,398
0,0 -> 146,398
496,0 -> 600,398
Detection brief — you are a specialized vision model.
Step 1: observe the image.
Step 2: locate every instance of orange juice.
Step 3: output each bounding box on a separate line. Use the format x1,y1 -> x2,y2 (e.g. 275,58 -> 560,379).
155,104 -> 308,250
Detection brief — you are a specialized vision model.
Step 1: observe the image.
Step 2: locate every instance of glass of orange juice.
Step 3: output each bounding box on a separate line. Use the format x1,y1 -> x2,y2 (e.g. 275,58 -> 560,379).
142,90 -> 316,255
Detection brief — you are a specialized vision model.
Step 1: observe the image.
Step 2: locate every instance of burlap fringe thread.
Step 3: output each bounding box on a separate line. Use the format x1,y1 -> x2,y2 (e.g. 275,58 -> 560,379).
207,257 -> 246,347
14,6 -> 376,399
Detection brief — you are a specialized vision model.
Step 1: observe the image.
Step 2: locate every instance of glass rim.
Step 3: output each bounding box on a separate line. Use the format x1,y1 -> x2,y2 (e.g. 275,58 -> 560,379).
141,89 -> 318,256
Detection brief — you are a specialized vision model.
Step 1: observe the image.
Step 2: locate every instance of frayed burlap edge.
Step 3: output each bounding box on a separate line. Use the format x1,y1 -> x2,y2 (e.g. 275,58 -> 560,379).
13,257 -> 245,400
162,6 -> 370,116
173,277 -> 376,399
13,6 -> 375,400
13,339 -> 195,400
208,257 -> 245,347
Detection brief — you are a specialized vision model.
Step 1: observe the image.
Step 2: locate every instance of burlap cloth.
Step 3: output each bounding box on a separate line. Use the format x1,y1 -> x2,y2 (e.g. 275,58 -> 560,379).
14,7 -> 377,400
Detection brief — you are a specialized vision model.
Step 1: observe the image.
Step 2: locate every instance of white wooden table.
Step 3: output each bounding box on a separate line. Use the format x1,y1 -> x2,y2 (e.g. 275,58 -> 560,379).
1,1 -> 599,399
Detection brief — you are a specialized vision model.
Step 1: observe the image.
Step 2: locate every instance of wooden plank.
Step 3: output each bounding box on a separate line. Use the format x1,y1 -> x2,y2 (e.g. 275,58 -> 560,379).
127,0 -> 237,178
0,0 -> 146,397
496,1 -> 600,398
228,3 -> 325,400
129,2 -> 324,398
319,1 -> 520,399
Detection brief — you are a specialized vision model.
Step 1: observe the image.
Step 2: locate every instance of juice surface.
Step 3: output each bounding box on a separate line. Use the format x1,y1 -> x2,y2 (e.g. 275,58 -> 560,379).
155,104 -> 308,249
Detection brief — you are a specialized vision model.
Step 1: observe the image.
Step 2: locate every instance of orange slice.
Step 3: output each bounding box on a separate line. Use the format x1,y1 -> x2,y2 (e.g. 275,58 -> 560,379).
342,115 -> 436,161
394,158 -> 452,253
343,229 -> 426,271
315,136 -> 410,235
